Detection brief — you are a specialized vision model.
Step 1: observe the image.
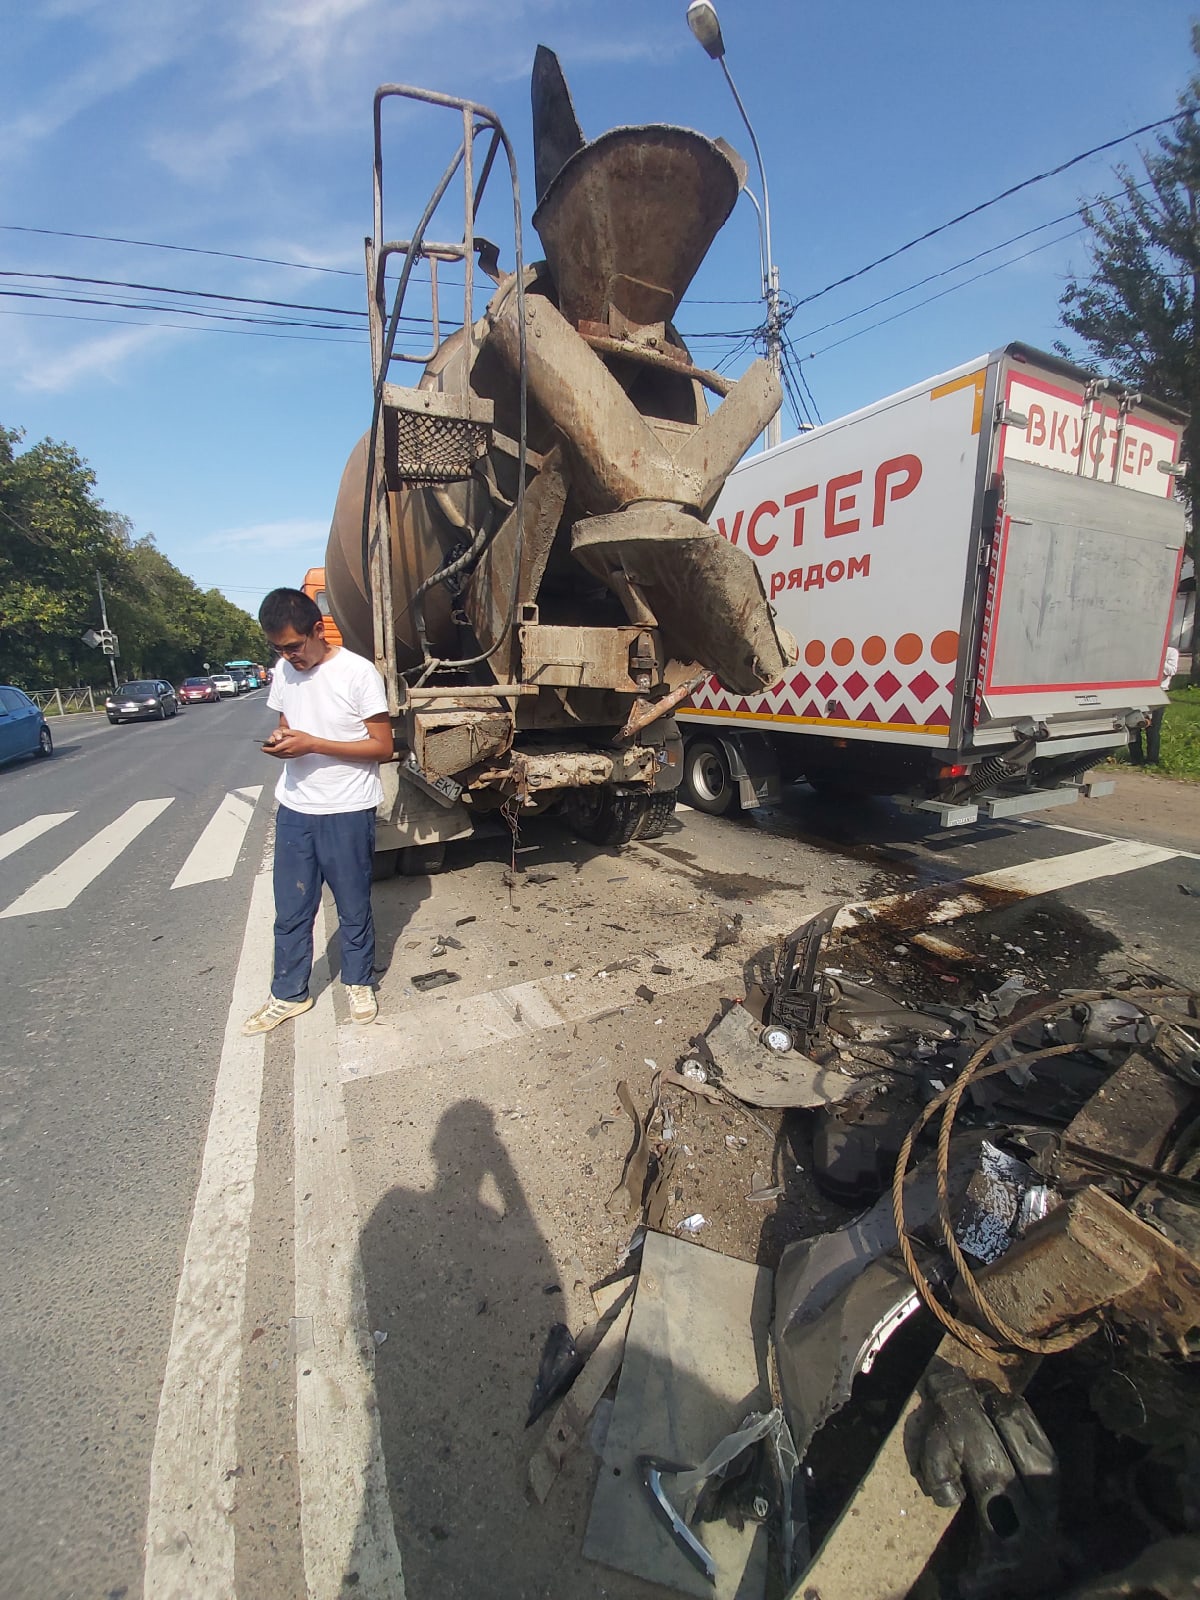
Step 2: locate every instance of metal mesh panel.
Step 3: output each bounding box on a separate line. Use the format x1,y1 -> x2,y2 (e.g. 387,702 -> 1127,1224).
384,404 -> 492,487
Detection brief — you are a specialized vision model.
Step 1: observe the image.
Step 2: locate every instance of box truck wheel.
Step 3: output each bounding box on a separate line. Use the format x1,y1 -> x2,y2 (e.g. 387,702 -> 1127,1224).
680,739 -> 735,816
565,786 -> 647,848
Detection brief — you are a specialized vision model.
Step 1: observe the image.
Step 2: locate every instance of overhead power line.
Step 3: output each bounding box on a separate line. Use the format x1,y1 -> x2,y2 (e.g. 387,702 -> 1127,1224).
805,225 -> 1084,361
786,337 -> 823,426
0,268 -> 369,321
0,222 -> 495,297
0,222 -> 362,277
794,109 -> 1188,311
0,285 -> 361,332
0,154 -> 1142,368
0,306 -> 368,345
792,178 -> 1154,345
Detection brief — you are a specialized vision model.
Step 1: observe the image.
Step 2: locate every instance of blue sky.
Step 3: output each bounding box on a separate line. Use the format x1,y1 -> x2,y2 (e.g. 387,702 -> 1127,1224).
2,0 -> 1196,620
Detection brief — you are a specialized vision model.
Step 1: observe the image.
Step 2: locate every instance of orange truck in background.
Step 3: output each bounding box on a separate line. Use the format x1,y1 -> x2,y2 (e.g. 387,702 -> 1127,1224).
302,567 -> 343,647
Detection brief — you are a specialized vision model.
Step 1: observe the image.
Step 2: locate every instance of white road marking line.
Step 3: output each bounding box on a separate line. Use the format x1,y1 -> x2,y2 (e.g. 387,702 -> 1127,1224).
1027,816 -> 1200,865
0,798 -> 173,918
338,939 -> 728,1083
172,787 -> 262,889
0,811 -> 75,864
964,838 -> 1177,894
835,838 -> 1179,933
293,908 -> 405,1600
142,867 -> 275,1599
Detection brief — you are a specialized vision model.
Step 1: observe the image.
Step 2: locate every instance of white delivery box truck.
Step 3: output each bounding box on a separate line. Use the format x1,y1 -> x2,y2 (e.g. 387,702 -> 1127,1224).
678,343 -> 1187,825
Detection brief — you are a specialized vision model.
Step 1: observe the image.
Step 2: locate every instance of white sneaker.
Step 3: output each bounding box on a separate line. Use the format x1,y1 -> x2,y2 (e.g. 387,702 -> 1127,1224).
345,984 -> 378,1024
242,994 -> 314,1035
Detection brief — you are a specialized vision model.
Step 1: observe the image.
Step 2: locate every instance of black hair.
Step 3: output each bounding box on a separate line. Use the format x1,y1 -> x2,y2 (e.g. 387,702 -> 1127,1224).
259,588 -> 322,636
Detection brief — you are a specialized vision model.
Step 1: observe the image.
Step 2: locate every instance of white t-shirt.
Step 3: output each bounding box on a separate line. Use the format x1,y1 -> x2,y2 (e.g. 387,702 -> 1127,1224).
267,647 -> 388,814
1162,646 -> 1180,691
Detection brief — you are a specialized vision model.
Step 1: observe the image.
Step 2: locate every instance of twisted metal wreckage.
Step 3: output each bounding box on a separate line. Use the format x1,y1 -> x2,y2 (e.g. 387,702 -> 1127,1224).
552,899 -> 1200,1600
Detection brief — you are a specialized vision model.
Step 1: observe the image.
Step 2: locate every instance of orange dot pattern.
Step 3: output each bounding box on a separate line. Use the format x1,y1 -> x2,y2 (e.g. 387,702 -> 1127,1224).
862,636 -> 886,665
798,631 -> 960,672
932,630 -> 959,664
894,632 -> 922,665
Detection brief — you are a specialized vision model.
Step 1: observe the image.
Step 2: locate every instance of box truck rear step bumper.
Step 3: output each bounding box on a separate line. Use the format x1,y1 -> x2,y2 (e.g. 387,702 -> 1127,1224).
913,779 -> 1115,828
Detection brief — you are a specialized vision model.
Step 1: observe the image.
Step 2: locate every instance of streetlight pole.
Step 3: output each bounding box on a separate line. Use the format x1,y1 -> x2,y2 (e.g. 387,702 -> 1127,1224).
686,0 -> 782,448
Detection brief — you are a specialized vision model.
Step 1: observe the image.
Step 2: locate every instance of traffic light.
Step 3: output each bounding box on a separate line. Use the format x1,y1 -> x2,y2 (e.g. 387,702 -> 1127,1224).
100,629 -> 117,656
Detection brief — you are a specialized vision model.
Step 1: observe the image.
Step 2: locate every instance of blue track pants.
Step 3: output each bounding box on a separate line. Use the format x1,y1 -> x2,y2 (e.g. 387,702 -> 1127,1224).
271,804 -> 376,1000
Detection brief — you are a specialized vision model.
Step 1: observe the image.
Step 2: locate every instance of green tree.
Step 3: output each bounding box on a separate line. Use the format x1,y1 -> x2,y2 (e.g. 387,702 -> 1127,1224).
1058,25 -> 1200,679
0,425 -> 132,684
0,425 -> 266,688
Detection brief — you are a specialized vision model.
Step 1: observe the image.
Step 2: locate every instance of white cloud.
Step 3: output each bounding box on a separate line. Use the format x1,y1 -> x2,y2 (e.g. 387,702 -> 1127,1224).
16,322 -> 177,393
202,517 -> 329,553
143,117 -> 259,186
0,2 -> 206,158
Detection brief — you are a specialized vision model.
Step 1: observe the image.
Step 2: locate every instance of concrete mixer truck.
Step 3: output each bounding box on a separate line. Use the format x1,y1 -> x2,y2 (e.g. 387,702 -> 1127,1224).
321,48 -> 795,870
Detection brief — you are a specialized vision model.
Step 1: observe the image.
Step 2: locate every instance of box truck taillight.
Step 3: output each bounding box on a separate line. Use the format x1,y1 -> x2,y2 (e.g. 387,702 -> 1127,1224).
938,763 -> 969,778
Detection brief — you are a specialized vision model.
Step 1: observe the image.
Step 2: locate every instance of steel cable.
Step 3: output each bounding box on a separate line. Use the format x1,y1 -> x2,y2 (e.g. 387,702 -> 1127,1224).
890,987 -> 1199,1359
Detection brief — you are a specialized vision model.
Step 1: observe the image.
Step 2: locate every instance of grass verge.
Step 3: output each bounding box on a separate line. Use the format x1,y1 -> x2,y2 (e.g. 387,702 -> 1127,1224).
1108,683 -> 1200,780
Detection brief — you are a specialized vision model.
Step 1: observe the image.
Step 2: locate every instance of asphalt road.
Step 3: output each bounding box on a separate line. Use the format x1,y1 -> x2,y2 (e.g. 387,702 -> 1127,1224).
0,692 -> 279,1600
0,708 -> 1196,1600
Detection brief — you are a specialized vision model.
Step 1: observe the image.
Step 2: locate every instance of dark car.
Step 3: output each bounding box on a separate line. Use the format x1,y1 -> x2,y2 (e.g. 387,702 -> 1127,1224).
228,669 -> 251,694
0,685 -> 53,764
179,676 -> 219,705
106,680 -> 179,724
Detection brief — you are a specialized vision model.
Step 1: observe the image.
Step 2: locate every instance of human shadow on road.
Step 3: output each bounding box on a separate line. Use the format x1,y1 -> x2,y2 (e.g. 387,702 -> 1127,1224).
355,1099 -> 784,1600
357,1098 -> 573,1597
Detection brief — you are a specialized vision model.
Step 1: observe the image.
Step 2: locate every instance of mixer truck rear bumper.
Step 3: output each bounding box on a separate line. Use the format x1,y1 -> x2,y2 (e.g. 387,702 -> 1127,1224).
374,717 -> 683,858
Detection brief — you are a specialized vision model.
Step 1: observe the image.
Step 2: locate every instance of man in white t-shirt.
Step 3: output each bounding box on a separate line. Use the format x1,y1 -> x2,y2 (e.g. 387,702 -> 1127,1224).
242,588 -> 394,1034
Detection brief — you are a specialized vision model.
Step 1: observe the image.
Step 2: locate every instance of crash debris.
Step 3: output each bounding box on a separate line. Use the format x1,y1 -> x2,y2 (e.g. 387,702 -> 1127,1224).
522,898 -> 1200,1599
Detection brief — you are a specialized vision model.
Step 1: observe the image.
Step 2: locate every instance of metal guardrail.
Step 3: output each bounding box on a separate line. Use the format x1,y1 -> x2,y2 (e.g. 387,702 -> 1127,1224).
27,687 -> 101,716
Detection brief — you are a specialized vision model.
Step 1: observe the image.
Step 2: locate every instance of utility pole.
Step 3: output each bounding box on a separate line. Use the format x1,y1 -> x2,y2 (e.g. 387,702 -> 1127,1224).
687,0 -> 782,449
96,569 -> 119,691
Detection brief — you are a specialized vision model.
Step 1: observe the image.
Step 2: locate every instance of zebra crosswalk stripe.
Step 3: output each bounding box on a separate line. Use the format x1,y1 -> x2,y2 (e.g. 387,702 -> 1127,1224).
0,812 -> 75,865
172,788 -> 262,889
0,798 -> 174,918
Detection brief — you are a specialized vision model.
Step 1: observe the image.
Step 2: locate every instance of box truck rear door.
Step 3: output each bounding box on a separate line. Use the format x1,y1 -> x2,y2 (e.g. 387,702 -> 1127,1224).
978,458 -> 1184,725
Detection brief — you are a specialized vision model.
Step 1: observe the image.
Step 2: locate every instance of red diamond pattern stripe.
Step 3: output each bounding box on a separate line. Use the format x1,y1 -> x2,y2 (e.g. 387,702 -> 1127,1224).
909,670 -> 937,702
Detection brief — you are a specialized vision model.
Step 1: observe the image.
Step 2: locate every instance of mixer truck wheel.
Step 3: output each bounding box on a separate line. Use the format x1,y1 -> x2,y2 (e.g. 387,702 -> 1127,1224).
565,786 -> 647,848
371,849 -> 399,881
632,791 -> 676,841
399,843 -> 446,876
680,739 -> 735,816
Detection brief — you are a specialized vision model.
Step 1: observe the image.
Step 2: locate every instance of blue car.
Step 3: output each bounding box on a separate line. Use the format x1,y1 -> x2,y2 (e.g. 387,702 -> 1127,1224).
0,685 -> 53,765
